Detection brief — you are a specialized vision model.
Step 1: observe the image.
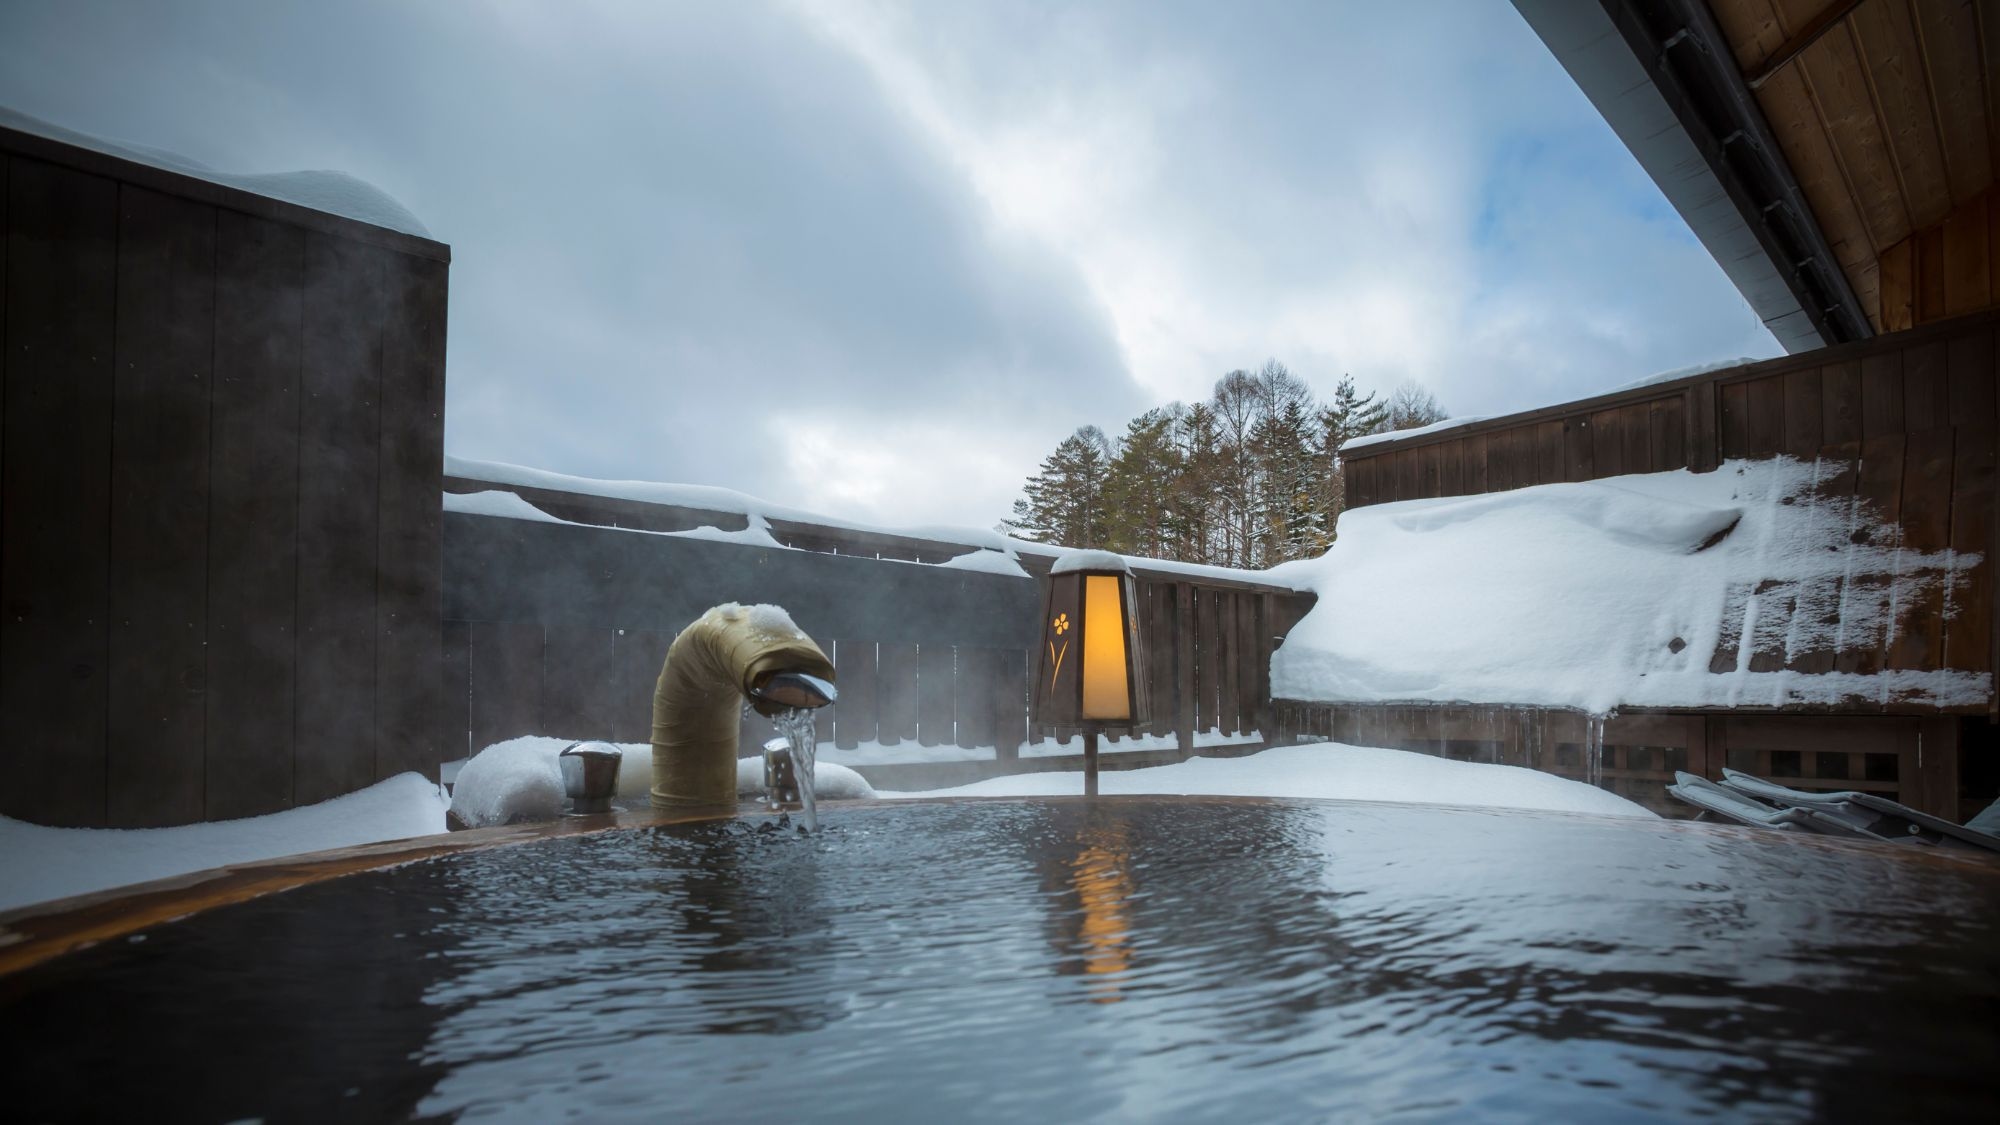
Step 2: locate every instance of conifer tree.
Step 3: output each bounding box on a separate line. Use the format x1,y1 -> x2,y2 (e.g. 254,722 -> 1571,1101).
1005,425 -> 1113,548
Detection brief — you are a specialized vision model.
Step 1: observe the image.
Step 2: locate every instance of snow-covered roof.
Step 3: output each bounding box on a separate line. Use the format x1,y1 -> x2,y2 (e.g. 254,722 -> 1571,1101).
1269,458 -> 1990,714
445,456 -> 1296,589
0,107 -> 431,238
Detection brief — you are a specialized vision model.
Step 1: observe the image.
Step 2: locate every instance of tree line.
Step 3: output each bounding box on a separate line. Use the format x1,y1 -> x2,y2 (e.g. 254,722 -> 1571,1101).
1003,361 -> 1447,569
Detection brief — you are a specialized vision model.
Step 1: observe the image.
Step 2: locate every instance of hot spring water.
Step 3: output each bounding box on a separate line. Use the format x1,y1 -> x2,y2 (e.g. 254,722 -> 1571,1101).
771,707 -> 820,831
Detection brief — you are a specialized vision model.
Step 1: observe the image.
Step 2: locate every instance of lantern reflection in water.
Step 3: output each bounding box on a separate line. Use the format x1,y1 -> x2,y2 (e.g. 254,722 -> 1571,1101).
1066,826 -> 1135,1002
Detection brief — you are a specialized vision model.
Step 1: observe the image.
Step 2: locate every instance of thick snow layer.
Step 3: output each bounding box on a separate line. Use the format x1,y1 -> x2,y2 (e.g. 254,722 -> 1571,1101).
450,740 -> 567,827
454,736 -> 875,821
885,743 -> 1653,819
444,456 -> 1291,588
1,107 -> 431,237
1272,458 -> 1988,713
937,548 -> 1031,577
1341,415 -> 1488,453
0,774 -> 447,912
1609,356 -> 1759,393
818,727 -> 1263,766
441,490 -> 787,548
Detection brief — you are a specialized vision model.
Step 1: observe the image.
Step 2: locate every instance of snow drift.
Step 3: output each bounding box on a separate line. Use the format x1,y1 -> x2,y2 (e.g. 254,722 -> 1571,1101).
886,743 -> 1653,819
1271,458 -> 1987,713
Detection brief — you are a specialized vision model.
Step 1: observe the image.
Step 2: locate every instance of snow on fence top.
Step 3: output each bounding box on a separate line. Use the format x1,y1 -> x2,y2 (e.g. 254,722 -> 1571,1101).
1338,356 -> 1762,455
1,107 -> 431,238
1269,457 -> 1990,714
444,456 -> 1297,589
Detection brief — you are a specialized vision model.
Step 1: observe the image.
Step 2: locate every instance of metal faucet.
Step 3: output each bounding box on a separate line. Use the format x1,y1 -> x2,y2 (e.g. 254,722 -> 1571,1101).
560,741 -> 623,814
761,737 -> 801,810
747,671 -> 838,715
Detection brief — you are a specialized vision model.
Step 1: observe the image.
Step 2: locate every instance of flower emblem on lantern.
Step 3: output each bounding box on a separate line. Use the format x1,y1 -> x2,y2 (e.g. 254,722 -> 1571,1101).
1052,613 -> 1069,635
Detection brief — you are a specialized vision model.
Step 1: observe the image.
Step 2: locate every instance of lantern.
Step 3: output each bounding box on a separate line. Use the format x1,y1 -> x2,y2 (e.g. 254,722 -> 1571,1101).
1034,550 -> 1151,795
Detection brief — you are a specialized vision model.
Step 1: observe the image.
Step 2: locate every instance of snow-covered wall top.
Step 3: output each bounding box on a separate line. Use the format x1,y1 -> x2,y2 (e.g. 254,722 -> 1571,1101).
1338,356 -> 1759,455
0,107 -> 431,239
1269,458 -> 1990,714
444,456 -> 1295,589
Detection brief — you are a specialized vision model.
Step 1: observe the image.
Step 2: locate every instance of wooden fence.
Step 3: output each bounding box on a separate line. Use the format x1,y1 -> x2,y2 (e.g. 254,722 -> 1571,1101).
1341,309 -> 2000,712
0,124 -> 449,828
443,491 -> 1315,770
1272,703 -> 1969,821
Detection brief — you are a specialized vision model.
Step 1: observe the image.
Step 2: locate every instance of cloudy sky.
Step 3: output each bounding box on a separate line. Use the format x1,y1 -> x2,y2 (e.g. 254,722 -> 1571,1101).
1,0 -> 1779,530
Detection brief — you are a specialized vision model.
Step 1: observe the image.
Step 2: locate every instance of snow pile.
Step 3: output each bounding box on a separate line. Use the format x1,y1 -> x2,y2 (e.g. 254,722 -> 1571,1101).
451,736 -> 875,826
1341,415 -> 1489,453
0,774 -> 448,912
450,740 -> 567,828
441,491 -> 787,548
1272,458 -> 1988,713
885,743 -> 1652,819
1,107 -> 431,237
937,548 -> 1031,577
818,727 -> 1263,767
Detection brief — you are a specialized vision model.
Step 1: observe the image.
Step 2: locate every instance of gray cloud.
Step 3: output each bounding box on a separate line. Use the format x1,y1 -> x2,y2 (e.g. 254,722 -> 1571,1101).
1,0 -> 1778,529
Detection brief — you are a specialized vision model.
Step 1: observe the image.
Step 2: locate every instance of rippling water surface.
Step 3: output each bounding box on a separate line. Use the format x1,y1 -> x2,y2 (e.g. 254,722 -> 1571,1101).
7,798 -> 1999,1122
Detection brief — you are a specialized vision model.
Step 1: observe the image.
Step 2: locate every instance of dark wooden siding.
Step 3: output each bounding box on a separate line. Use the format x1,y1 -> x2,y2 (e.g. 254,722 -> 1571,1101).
0,127 -> 450,827
444,507 -> 1314,763
1272,703 -> 1974,822
1341,309 -> 2000,713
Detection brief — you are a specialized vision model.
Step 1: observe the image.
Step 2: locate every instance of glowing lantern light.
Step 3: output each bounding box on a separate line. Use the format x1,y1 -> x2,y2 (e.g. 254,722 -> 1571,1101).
1034,551 -> 1151,795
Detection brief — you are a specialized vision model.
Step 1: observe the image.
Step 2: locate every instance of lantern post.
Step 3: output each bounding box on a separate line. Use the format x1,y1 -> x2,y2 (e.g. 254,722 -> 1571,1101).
1033,551 -> 1151,797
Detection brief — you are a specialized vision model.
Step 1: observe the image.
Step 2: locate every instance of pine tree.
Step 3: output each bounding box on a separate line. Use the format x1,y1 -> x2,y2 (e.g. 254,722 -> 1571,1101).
1004,426 -> 1113,549
1315,374 -> 1386,536
1103,408 -> 1182,558
1255,395 -> 1326,561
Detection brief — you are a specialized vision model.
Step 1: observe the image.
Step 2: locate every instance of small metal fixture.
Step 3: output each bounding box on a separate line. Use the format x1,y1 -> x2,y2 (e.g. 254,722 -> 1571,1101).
748,670 -> 838,714
1034,551 -> 1151,797
560,741 -> 623,814
762,737 -> 800,810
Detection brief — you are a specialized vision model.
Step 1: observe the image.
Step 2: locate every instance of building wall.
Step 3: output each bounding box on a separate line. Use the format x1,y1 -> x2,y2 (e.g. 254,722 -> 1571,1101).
1341,310 -> 2000,713
0,128 -> 449,827
1880,184 -> 2000,332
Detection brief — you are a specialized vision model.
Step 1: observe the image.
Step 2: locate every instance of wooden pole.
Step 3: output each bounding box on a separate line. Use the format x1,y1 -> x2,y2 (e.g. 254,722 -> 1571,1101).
1084,729 -> 1099,797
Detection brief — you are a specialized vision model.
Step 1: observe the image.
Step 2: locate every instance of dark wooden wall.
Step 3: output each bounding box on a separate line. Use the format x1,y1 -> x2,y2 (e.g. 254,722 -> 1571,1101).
1,127 -> 450,827
444,507 -> 1313,763
1272,702 -> 1971,822
1342,310 -> 2000,711
1878,183 -> 2000,332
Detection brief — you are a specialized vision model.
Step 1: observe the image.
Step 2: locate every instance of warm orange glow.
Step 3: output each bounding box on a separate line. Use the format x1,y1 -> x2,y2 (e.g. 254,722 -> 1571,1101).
1070,836 -> 1133,1002
1080,575 -> 1130,721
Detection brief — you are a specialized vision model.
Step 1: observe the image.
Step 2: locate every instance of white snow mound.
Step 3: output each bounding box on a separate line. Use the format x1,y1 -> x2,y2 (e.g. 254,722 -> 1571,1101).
1271,458 -> 1987,713
452,735 -> 875,825
0,773 -> 448,912
886,743 -> 1653,819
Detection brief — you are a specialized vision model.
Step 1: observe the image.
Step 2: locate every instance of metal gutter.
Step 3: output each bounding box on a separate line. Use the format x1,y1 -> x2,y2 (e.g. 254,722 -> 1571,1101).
1512,0 -> 1871,352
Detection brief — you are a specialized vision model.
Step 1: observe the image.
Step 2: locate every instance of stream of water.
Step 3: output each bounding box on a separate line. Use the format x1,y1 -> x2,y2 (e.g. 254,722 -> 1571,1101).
772,707 -> 819,832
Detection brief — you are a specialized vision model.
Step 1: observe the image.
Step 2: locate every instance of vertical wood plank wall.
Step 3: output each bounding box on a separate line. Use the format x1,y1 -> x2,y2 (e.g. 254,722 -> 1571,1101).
444,508 -> 1314,766
1271,703 -> 1974,823
0,130 -> 450,827
1341,310 -> 2000,697
1877,184 -> 2000,331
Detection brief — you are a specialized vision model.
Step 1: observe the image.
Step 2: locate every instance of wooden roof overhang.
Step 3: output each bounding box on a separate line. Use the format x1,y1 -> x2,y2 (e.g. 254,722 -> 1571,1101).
1514,0 -> 1997,349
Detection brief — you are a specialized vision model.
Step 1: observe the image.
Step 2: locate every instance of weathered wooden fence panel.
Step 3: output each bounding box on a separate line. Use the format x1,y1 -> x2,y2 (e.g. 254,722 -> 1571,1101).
0,123 -> 450,828
444,507 -> 1315,765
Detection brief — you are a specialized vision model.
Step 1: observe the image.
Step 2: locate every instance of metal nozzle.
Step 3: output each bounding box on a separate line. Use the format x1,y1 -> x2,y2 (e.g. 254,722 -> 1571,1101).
748,670 -> 838,713
560,741 -> 623,814
762,737 -> 800,810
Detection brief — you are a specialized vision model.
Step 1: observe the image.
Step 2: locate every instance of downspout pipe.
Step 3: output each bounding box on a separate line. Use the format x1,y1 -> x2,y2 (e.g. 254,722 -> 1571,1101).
650,603 -> 835,808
